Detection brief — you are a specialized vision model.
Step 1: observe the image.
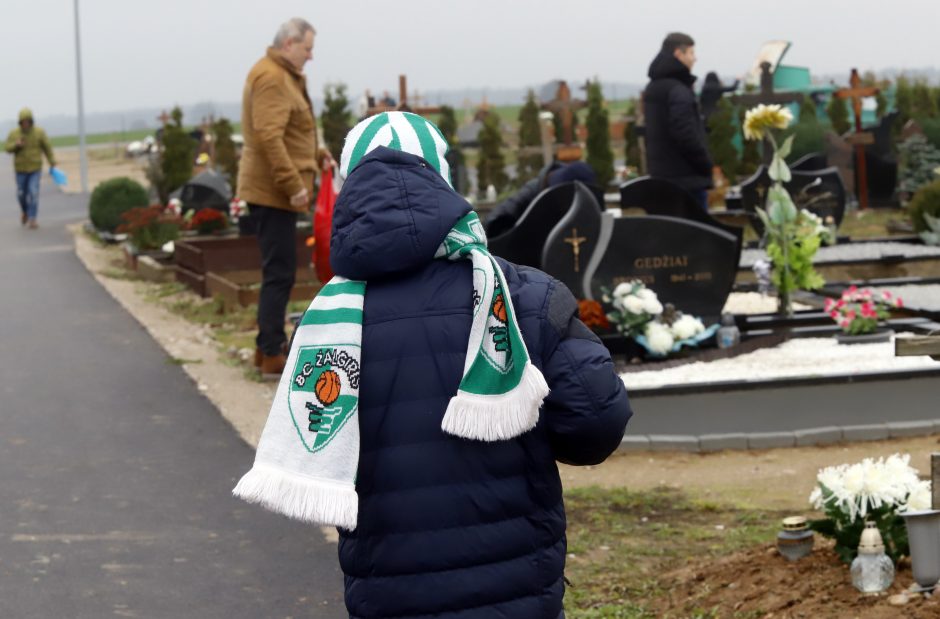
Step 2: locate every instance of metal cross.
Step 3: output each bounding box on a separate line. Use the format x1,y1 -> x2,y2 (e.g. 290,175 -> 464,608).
564,228 -> 588,273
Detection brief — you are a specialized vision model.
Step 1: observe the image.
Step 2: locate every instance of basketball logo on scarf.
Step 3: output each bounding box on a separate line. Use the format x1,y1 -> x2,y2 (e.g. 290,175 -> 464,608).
483,276 -> 513,373
288,345 -> 360,452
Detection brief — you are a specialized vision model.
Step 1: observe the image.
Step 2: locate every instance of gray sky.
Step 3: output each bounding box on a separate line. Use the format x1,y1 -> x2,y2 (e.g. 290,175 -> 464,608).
3,0 -> 939,120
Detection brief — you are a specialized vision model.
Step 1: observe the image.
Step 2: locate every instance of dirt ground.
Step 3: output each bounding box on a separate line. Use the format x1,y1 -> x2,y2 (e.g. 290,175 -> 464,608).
657,539 -> 940,618
55,145 -> 148,194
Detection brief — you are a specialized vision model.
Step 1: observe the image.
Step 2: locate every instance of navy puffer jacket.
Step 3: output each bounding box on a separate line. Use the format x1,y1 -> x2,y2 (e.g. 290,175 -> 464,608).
330,147 -> 632,619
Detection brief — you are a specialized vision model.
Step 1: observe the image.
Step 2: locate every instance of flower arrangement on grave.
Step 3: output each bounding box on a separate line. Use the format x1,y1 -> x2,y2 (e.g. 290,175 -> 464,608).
824,286 -> 904,335
602,281 -> 718,356
744,104 -> 829,317
577,299 -> 610,331
808,453 -> 930,564
116,204 -> 181,251
186,208 -> 230,235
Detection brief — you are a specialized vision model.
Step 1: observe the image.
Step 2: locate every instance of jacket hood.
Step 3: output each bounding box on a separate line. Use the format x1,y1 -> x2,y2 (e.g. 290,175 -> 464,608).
330,147 -> 472,280
647,50 -> 697,87
18,108 -> 33,122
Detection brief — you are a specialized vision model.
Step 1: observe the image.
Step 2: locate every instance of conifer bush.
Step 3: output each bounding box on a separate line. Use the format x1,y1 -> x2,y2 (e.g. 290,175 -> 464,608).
89,176 -> 150,233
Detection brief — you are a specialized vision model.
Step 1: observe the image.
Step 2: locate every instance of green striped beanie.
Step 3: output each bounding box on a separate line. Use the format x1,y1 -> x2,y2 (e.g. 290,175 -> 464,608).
340,112 -> 452,187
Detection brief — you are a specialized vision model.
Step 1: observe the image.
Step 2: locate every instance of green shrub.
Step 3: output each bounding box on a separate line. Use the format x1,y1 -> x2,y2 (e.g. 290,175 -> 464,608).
919,118 -> 940,150
89,176 -> 149,233
908,179 -> 940,233
788,120 -> 826,163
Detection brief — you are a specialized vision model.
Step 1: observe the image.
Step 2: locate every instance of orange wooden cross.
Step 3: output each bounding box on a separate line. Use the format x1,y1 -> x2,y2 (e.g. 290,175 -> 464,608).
834,69 -> 880,210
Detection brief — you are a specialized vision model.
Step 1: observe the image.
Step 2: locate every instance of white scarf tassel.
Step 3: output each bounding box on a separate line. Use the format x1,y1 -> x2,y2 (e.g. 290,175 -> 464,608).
441,362 -> 549,441
233,462 -> 358,529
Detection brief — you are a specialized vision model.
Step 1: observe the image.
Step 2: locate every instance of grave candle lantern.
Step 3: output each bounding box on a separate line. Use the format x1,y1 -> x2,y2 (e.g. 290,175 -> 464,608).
850,522 -> 895,594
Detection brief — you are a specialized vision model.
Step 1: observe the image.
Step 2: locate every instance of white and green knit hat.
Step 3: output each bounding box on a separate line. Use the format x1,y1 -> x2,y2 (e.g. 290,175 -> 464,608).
340,111 -> 452,187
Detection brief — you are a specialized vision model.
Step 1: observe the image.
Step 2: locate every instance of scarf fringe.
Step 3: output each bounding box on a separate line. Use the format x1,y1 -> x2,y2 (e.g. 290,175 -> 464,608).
441,363 -> 549,441
232,462 -> 358,530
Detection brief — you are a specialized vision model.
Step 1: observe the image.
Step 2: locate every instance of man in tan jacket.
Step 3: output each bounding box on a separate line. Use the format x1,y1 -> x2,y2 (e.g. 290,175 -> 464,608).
238,17 -> 332,376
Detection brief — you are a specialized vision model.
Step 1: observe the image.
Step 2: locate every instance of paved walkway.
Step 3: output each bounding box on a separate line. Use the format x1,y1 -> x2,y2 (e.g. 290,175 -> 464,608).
0,172 -> 344,618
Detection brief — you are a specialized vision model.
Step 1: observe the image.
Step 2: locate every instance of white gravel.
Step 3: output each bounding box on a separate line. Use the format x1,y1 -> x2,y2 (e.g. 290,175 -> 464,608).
621,334 -> 940,390
741,242 -> 940,268
722,292 -> 811,315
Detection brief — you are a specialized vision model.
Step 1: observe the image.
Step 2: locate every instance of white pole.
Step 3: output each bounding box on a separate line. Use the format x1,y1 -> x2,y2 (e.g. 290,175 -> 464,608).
73,0 -> 89,193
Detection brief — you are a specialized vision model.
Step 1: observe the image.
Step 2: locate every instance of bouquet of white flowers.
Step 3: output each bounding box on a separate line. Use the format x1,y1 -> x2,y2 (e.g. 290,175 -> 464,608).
808,453 -> 931,564
603,281 -> 717,356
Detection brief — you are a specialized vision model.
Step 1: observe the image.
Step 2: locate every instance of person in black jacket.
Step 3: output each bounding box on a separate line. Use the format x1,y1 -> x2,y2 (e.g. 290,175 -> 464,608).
484,161 -> 597,237
699,71 -> 740,124
644,32 -> 714,210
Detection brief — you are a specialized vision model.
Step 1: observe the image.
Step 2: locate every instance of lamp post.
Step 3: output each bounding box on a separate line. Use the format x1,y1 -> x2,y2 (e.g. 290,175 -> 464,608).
73,0 -> 89,194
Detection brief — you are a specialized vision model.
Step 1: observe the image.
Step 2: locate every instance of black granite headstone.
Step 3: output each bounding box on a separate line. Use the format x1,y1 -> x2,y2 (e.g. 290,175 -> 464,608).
583,214 -> 740,322
619,176 -> 744,247
540,183 -> 604,298
488,182 -> 601,269
860,112 -> 899,207
790,152 -> 828,172
740,165 -> 847,234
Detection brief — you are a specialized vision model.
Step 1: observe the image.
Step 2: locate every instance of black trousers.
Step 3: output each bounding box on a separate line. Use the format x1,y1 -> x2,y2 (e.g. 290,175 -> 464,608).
250,204 -> 297,355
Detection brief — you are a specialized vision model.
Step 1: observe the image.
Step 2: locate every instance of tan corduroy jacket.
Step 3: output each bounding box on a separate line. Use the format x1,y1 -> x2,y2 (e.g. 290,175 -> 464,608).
237,48 -> 321,211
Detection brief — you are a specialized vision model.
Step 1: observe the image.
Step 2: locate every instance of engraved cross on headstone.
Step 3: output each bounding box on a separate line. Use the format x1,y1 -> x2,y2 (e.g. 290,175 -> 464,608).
731,61 -> 804,162
564,228 -> 588,273
834,69 -> 880,210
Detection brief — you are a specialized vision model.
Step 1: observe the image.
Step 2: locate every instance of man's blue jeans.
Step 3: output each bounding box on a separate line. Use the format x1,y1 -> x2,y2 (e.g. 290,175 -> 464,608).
15,170 -> 41,220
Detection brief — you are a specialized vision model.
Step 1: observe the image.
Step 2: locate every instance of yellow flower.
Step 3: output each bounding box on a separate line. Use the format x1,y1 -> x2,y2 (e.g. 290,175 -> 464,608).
743,104 -> 794,141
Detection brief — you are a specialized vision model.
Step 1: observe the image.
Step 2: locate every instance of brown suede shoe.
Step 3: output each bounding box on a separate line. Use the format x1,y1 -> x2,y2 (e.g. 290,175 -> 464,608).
21,213 -> 27,226
259,353 -> 287,380
254,347 -> 263,368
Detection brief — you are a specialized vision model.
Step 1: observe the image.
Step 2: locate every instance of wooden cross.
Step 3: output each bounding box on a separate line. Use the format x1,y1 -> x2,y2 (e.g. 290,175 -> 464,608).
564,228 -> 588,272
541,80 -> 586,161
730,62 -> 804,162
834,69 -> 880,210
367,74 -> 441,116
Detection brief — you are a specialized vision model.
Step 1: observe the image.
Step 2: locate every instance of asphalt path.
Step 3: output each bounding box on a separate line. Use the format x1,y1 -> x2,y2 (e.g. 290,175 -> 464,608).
0,169 -> 344,618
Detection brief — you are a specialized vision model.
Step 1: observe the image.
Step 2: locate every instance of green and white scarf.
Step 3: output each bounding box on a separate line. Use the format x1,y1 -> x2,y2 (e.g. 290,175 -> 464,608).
233,113 -> 549,530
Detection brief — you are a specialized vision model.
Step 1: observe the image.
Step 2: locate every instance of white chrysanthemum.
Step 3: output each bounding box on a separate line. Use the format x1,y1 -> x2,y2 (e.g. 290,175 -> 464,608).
636,288 -> 657,302
612,282 -> 634,299
623,295 -> 646,315
671,314 -> 705,340
645,321 -> 675,355
901,480 -> 933,512
642,297 -> 663,315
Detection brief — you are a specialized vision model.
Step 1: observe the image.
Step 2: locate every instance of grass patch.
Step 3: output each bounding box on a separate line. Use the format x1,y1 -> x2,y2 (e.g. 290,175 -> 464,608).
166,356 -> 202,365
563,486 -> 785,618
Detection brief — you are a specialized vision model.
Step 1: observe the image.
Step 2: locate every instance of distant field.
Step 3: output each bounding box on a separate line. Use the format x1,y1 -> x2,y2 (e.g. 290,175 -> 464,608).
49,122 -> 244,148
48,98 -> 638,149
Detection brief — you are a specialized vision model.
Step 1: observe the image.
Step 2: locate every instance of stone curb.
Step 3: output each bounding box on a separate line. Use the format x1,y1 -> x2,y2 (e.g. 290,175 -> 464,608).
617,420 -> 940,454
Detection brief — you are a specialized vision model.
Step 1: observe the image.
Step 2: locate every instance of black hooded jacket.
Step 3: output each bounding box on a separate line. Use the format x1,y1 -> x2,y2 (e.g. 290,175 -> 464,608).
643,50 -> 713,191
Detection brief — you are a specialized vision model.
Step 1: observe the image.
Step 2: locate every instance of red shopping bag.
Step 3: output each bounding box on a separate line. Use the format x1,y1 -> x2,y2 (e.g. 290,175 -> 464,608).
313,166 -> 337,282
